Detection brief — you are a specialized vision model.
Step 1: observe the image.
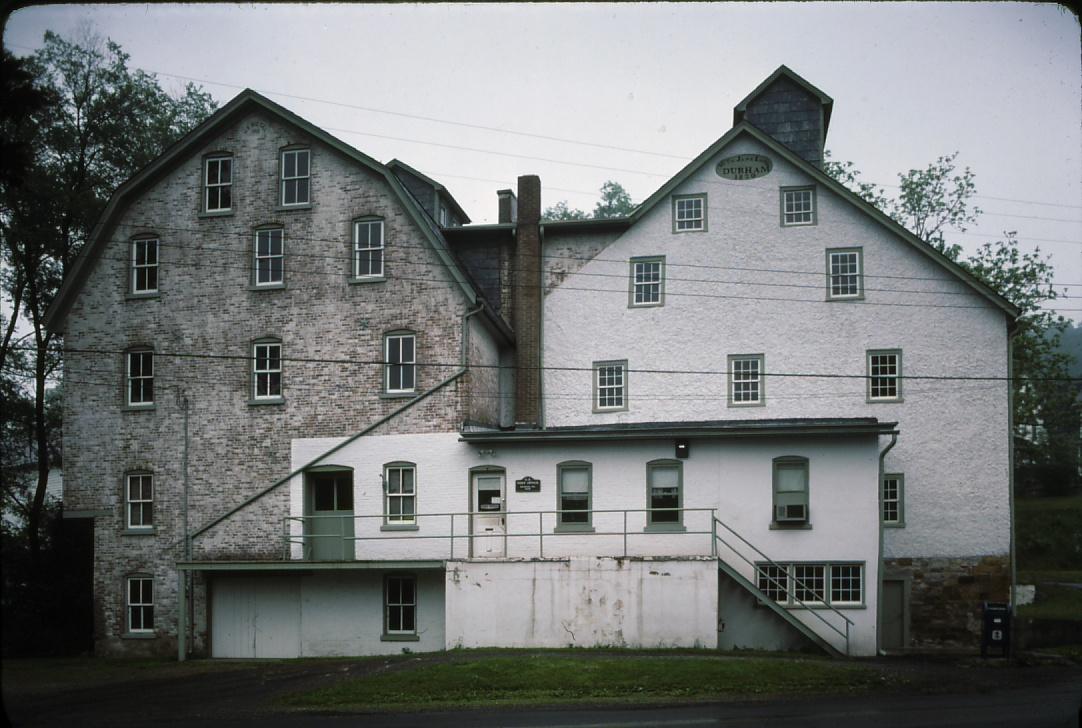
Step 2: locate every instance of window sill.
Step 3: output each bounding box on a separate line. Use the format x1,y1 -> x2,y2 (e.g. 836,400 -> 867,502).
248,397 -> 285,406
786,603 -> 866,611
122,528 -> 157,536
672,228 -> 707,234
554,524 -> 595,534
380,524 -> 419,532
769,522 -> 813,530
123,404 -> 156,413
380,633 -> 419,642
592,406 -> 628,414
884,522 -> 906,529
644,523 -> 686,533
727,401 -> 765,408
780,221 -> 817,228
381,391 -> 417,400
248,283 -> 286,291
121,632 -> 157,640
867,397 -> 904,404
826,295 -> 865,303
274,203 -> 312,212
125,292 -> 160,301
628,302 -> 664,309
349,276 -> 387,285
197,210 -> 233,219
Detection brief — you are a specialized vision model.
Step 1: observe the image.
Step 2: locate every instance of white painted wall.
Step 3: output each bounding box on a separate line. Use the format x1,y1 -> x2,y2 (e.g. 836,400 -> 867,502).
541,132 -> 1010,559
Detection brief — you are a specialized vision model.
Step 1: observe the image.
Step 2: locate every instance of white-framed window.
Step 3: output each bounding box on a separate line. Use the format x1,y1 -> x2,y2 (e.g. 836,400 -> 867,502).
672,194 -> 706,232
280,148 -> 310,206
126,350 -> 154,407
867,349 -> 902,402
127,576 -> 154,633
630,257 -> 664,307
827,248 -> 863,300
728,354 -> 765,406
756,563 -> 864,607
131,238 -> 159,294
384,462 -> 416,525
593,360 -> 627,412
384,574 -> 416,636
438,204 -> 449,227
126,473 -> 153,529
882,473 -> 904,526
204,156 -> 232,212
773,456 -> 808,524
253,341 -> 282,400
646,459 -> 682,527
385,332 -> 416,394
557,461 -> 592,528
254,228 -> 284,286
353,218 -> 384,278
781,186 -> 816,226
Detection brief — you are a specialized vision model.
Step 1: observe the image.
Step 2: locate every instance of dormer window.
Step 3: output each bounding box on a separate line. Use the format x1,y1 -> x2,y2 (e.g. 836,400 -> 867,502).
281,148 -> 310,206
205,156 -> 232,212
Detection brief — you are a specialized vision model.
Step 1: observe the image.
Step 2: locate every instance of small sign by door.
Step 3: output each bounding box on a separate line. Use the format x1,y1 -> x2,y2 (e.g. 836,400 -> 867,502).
515,477 -> 541,493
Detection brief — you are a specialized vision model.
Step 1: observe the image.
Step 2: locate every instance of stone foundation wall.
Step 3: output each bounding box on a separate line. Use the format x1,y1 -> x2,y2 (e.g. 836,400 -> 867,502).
885,555 -> 1009,648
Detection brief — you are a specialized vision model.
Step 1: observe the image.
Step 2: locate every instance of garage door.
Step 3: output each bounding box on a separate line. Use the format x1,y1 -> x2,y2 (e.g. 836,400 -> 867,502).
211,575 -> 301,658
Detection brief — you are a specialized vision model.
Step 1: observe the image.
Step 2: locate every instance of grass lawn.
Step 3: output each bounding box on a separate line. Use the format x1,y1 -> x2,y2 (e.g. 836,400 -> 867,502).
0,657 -> 257,697
1016,584 -> 1082,621
279,652 -> 900,711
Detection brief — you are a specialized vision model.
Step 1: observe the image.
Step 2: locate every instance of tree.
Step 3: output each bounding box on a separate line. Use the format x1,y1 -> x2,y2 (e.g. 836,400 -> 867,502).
541,199 -> 589,221
0,29 -> 218,565
542,180 -> 636,221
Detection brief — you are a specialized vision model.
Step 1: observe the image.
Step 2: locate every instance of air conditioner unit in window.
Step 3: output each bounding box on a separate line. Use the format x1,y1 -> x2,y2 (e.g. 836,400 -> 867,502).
775,504 -> 807,523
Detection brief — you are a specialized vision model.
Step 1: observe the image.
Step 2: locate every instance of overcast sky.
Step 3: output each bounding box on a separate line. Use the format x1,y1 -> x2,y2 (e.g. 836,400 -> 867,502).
4,2 -> 1081,320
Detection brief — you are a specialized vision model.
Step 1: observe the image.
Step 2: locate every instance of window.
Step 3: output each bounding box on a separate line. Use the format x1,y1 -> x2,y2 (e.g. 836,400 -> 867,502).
204,156 -> 232,212
253,341 -> 282,400
353,218 -> 384,279
781,186 -> 816,226
728,354 -> 765,406
254,229 -> 284,286
280,148 -> 310,206
384,574 -> 416,637
826,248 -> 863,300
384,463 -> 416,525
126,473 -> 153,530
756,563 -> 864,607
630,257 -> 664,307
438,205 -> 449,227
773,456 -> 809,524
882,473 -> 905,526
385,332 -> 416,394
672,194 -> 706,232
127,577 -> 154,633
126,350 -> 154,407
867,349 -> 902,402
593,360 -> 627,412
557,461 -> 592,529
131,238 -> 158,294
646,459 -> 682,527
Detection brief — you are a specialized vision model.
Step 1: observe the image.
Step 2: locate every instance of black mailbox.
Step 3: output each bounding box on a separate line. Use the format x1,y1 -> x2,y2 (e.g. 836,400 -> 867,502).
981,601 -> 1011,657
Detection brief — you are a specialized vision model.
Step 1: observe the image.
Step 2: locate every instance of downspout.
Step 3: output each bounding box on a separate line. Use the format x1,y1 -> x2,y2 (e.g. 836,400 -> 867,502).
179,392 -> 190,662
1007,332 -> 1017,657
876,430 -> 898,656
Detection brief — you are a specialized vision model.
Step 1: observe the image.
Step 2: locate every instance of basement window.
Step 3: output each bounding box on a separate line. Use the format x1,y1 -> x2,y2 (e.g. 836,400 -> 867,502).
127,576 -> 154,633
383,574 -> 418,640
755,563 -> 864,607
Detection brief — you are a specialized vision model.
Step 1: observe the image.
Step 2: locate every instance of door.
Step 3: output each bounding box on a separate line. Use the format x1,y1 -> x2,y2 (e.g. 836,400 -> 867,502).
307,471 -> 355,560
472,472 -> 505,557
881,579 -> 907,651
210,575 -> 301,658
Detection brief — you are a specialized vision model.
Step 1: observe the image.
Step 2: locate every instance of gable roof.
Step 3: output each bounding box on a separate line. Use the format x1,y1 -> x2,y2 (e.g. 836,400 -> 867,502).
627,122 -> 1019,322
44,89 -> 506,337
386,158 -> 471,224
733,64 -> 834,140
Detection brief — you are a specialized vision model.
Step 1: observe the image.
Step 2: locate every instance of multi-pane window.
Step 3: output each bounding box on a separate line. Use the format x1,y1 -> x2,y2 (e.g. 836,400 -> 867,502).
882,473 -> 904,526
557,462 -> 591,527
127,350 -> 154,406
827,248 -> 863,299
773,456 -> 809,524
253,342 -> 282,400
127,577 -> 154,633
647,460 -> 682,526
385,575 -> 416,636
630,258 -> 664,307
673,194 -> 706,232
353,219 -> 384,278
756,563 -> 863,607
205,156 -> 232,212
385,333 -> 416,393
280,149 -> 310,206
781,187 -> 816,226
131,238 -> 159,294
594,361 -> 627,411
126,473 -> 153,529
254,229 -> 284,286
384,463 -> 416,524
729,354 -> 764,406
868,350 -> 902,401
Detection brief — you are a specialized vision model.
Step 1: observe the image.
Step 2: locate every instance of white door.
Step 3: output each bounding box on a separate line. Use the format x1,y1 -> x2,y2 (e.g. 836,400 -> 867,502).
211,575 -> 301,658
472,472 -> 505,557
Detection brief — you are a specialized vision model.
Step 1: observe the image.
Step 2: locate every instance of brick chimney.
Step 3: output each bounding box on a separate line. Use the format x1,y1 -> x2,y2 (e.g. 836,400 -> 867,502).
512,175 -> 541,428
498,189 -> 518,224
733,66 -> 833,168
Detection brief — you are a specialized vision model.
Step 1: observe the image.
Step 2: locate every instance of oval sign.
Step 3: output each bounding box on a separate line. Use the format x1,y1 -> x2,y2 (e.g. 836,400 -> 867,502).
716,154 -> 772,180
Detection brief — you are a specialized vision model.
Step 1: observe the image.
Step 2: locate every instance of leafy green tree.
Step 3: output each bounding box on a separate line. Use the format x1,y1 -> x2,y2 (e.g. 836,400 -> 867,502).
542,199 -> 589,221
592,180 -> 635,219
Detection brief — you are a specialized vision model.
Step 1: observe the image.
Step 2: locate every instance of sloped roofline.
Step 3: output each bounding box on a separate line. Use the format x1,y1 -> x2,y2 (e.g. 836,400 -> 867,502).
733,64 -> 834,137
44,89 -> 493,333
627,122 -> 1019,321
386,158 -> 472,224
